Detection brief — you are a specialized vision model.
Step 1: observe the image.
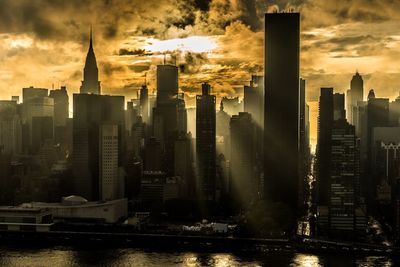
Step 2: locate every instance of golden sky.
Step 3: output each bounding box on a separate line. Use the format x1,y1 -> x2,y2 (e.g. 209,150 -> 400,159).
1,0 -> 400,146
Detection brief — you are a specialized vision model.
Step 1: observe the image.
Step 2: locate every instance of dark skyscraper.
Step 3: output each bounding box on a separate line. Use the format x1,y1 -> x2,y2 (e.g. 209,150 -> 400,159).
316,88 -> 334,206
196,83 -> 216,201
72,94 -> 124,200
230,112 -> 255,205
156,64 -> 178,103
347,72 -> 364,124
333,93 -> 346,120
264,13 -> 300,210
80,28 -> 101,95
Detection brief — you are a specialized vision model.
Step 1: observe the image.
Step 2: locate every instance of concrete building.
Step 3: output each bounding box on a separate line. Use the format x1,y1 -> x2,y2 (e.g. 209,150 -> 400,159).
0,206 -> 53,232
27,196 -> 127,224
99,124 -> 119,201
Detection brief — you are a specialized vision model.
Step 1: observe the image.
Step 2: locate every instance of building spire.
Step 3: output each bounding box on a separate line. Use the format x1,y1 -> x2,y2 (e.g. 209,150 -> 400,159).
90,25 -> 93,49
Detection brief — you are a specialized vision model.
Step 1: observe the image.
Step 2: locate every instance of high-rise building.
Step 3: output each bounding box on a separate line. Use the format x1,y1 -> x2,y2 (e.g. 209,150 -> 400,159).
174,132 -> 193,197
389,95 -> 400,127
333,93 -> 346,120
230,112 -> 255,205
49,86 -> 69,153
22,87 -> 48,103
31,116 -> 53,153
72,94 -> 125,200
329,120 -> 357,234
365,91 -> 389,205
80,29 -> 101,95
99,124 -> 119,201
196,83 -> 216,201
156,64 -> 178,103
346,72 -> 364,124
21,93 -> 54,151
216,101 -> 231,159
144,137 -> 162,171
244,75 -> 264,162
140,83 -> 149,124
264,13 -> 300,211
49,86 -> 69,127
0,100 -> 22,155
316,88 -> 334,206
299,78 -> 310,209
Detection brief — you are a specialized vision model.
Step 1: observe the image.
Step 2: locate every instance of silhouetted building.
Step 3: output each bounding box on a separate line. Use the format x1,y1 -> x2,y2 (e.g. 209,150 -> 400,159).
244,75 -> 264,163
196,83 -> 216,201
299,78 -> 310,209
144,137 -> 162,171
174,132 -> 193,197
365,91 -> 389,206
316,88 -> 334,206
140,83 -> 149,124
0,100 -> 22,155
80,29 -> 101,95
31,116 -> 53,153
216,101 -> 231,159
21,95 -> 54,151
230,112 -> 255,205
22,87 -> 48,103
264,13 -> 300,211
72,94 -> 125,200
346,72 -> 364,124
333,93 -> 346,120
156,64 -> 178,103
99,124 -> 120,201
389,94 -> 400,127
49,86 -> 69,127
329,120 -> 357,235
49,86 -> 69,153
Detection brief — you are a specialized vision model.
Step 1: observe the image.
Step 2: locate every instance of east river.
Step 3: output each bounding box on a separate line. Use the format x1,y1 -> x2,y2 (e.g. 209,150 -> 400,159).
0,246 -> 397,266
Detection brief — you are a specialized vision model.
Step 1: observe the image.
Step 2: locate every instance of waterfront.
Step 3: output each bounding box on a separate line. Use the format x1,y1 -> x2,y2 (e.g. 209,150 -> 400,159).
0,246 -> 397,267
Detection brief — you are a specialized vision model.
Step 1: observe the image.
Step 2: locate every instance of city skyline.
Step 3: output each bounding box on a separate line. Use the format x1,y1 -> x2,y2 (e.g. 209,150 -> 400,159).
2,1 -> 400,147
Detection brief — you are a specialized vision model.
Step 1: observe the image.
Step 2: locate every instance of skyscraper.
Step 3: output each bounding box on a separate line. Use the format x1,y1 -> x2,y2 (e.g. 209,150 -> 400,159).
72,94 -> 124,200
316,88 -> 334,206
99,124 -> 119,201
156,64 -> 178,103
346,72 -> 364,124
329,120 -> 357,235
230,112 -> 255,205
196,83 -> 216,201
333,93 -> 346,120
0,100 -> 22,155
49,86 -> 69,127
80,28 -> 101,95
264,13 -> 300,210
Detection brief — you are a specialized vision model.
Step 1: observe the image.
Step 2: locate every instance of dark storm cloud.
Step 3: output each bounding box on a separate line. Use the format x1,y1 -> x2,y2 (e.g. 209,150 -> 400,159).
102,62 -> 126,77
118,48 -> 152,56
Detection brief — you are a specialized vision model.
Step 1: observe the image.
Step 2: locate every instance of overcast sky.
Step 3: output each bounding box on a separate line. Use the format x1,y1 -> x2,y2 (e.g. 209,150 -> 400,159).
1,0 -> 400,145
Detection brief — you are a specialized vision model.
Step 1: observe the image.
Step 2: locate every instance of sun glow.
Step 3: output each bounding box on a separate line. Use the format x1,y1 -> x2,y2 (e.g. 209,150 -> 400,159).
145,36 -> 217,53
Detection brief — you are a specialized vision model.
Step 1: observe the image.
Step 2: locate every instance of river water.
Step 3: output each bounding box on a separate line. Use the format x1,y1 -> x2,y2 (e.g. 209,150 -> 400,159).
0,246 -> 397,266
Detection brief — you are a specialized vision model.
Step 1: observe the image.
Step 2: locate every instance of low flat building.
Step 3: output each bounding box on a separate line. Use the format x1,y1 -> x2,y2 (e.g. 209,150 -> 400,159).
24,195 -> 127,224
0,206 -> 53,232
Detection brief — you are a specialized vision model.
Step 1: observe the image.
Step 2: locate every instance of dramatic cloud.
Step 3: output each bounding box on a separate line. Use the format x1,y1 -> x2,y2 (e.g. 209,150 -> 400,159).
1,0 -> 400,145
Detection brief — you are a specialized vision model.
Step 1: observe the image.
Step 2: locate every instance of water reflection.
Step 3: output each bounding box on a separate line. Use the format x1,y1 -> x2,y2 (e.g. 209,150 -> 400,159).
0,247 -> 398,267
291,253 -> 321,267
